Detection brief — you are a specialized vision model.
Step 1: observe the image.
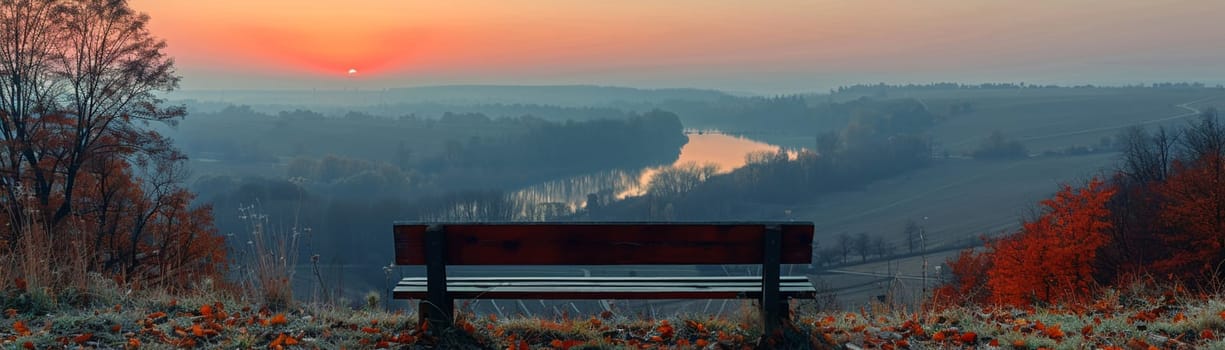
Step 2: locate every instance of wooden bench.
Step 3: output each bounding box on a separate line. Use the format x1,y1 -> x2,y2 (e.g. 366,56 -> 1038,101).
392,222 -> 816,333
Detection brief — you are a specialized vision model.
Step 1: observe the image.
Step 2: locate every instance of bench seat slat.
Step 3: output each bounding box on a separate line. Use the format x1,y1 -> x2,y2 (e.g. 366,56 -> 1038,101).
398,276 -> 808,281
393,276 -> 818,300
398,279 -> 813,287
398,283 -> 815,288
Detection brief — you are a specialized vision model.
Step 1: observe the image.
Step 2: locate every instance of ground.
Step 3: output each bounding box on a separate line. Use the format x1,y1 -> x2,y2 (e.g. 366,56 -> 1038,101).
6,279 -> 1225,349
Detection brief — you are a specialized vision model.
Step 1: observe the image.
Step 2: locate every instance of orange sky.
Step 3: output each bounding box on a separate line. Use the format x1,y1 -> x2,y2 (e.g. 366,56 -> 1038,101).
130,0 -> 1225,92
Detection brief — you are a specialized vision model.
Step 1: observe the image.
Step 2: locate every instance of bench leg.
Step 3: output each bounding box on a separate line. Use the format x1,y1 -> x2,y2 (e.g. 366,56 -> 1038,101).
761,225 -> 784,336
760,297 -> 792,337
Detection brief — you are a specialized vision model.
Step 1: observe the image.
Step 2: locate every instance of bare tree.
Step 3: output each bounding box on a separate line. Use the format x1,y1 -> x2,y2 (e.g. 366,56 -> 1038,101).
0,0 -> 64,235
1118,126 -> 1176,185
1,0 -> 183,236
1181,110 -> 1225,162
646,162 -> 719,197
872,235 -> 893,258
854,232 -> 871,262
837,233 -> 851,264
49,0 -> 184,224
903,219 -> 921,253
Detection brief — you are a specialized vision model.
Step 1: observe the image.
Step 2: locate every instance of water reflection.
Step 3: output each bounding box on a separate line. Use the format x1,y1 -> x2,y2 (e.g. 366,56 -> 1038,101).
512,131 -> 793,209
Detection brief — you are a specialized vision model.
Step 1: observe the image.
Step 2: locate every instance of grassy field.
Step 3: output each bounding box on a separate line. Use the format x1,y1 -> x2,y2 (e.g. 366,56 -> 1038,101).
917,88 -> 1221,154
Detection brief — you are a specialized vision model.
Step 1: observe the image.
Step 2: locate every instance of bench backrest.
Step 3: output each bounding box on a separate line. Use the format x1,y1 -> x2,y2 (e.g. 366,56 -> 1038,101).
393,222 -> 813,265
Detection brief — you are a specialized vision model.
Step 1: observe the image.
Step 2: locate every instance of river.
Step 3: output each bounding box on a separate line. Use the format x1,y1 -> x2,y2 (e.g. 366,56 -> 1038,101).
511,131 -> 797,210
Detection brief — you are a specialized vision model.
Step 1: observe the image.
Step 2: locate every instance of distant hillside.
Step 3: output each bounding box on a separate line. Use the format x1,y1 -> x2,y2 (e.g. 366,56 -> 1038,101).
168,84 -> 735,110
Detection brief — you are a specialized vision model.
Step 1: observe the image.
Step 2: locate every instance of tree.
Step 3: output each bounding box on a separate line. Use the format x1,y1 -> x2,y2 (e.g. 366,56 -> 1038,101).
986,178 -> 1115,306
0,0 -> 221,289
837,233 -> 851,264
972,130 -> 1028,159
1152,153 -> 1225,278
903,219 -> 921,253
853,232 -> 871,262
646,162 -> 719,198
872,235 -> 893,258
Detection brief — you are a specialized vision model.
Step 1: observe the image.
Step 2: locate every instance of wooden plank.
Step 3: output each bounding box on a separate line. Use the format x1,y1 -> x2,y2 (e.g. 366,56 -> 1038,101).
397,276 -> 813,284
393,223 -> 813,265
399,276 -> 812,282
398,279 -> 813,286
397,281 -> 814,287
393,286 -> 818,300
393,225 -> 429,265
399,283 -> 815,291
394,286 -> 818,293
392,276 -> 819,300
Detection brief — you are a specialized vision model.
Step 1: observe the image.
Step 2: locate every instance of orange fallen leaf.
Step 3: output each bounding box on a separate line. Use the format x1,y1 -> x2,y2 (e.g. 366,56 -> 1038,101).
270,333 -> 287,348
268,313 -> 287,326
932,331 -> 947,342
73,333 -> 93,344
657,320 -> 674,339
14,320 -> 31,336
1044,324 -> 1065,340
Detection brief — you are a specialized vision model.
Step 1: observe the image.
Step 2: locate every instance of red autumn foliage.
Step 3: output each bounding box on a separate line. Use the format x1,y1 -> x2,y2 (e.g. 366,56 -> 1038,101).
933,248 -> 992,306
985,178 -> 1115,306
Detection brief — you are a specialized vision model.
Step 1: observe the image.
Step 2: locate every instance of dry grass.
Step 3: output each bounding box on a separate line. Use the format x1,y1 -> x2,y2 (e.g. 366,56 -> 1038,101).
233,203 -> 301,310
2,192 -> 93,306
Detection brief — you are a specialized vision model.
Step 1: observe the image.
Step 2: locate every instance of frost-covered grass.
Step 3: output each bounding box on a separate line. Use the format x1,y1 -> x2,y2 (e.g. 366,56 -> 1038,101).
6,281 -> 1225,349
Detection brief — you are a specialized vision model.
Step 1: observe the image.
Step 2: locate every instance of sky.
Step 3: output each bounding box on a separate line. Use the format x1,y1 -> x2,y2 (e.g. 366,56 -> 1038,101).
130,0 -> 1225,94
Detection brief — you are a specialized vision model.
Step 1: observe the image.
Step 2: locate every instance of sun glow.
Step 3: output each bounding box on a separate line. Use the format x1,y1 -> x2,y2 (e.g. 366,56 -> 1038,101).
347,68 -> 358,76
